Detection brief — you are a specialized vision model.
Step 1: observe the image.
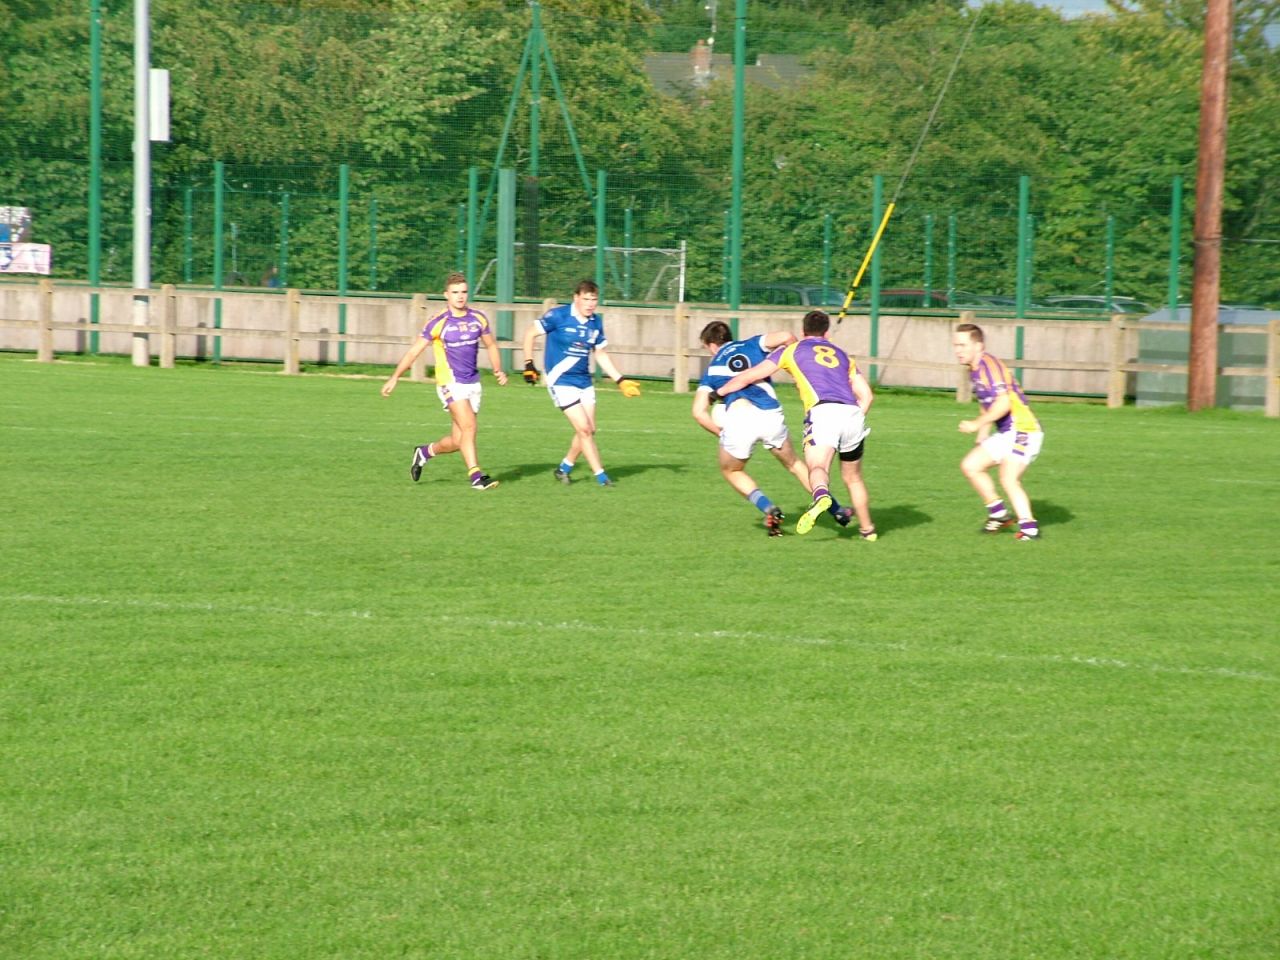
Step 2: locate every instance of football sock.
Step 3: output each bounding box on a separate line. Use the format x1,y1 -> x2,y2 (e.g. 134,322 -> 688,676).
424,443 -> 435,460
468,466 -> 483,482
986,498 -> 1008,519
747,488 -> 775,515
812,484 -> 830,503
594,471 -> 611,486
1019,518 -> 1039,535
826,498 -> 845,517
559,460 -> 574,475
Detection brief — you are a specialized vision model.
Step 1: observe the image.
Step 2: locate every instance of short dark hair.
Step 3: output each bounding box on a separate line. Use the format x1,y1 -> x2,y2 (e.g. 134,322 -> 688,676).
699,320 -> 733,346
802,310 -> 830,336
955,322 -> 984,343
574,279 -> 599,296
444,271 -> 467,290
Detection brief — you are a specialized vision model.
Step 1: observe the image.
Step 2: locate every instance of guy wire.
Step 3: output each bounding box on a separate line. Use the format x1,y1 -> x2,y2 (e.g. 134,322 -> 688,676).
837,7 -> 985,323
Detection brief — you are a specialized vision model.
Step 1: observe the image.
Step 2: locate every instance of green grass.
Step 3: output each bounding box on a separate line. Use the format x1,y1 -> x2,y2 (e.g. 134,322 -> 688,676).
2,354 -> 1277,959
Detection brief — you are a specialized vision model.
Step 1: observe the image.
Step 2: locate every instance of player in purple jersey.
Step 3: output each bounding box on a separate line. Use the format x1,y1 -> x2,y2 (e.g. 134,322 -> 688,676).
381,273 -> 508,490
952,323 -> 1043,540
714,311 -> 877,540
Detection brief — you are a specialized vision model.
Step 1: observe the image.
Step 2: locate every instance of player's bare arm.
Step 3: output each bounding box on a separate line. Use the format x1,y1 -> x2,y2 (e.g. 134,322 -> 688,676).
851,370 -> 874,414
595,347 -> 642,397
481,333 -> 508,386
717,358 -> 777,397
760,330 -> 797,351
959,393 -> 1010,434
381,337 -> 429,397
691,389 -> 720,437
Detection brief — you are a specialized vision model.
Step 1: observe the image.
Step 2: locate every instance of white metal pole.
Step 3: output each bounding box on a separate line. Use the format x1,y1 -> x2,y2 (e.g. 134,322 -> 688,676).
132,0 -> 151,366
678,240 -> 686,303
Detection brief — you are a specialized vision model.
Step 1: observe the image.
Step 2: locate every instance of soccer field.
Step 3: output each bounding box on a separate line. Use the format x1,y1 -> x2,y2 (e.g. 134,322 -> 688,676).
3,355 -> 1277,959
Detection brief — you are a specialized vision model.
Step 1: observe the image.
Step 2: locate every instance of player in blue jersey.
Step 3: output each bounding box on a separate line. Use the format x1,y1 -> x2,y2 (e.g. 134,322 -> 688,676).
693,321 -> 816,537
520,280 -> 641,487
714,310 -> 876,540
952,323 -> 1044,540
381,273 -> 507,490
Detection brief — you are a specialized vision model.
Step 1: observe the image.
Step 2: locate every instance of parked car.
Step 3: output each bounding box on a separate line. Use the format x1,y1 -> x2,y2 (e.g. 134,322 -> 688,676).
741,283 -> 845,308
1043,295 -> 1153,314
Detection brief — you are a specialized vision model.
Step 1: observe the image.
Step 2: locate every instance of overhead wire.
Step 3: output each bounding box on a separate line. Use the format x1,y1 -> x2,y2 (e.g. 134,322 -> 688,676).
836,7 -> 985,324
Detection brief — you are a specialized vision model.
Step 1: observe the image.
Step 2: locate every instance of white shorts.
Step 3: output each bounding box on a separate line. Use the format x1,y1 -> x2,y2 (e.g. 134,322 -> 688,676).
981,429 -> 1044,465
438,380 -> 482,413
719,402 -> 789,461
803,403 -> 868,454
548,383 -> 596,410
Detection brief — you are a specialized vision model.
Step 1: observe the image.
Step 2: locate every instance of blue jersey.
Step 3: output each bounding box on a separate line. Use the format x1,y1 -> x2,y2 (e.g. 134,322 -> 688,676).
537,303 -> 607,388
699,335 -> 781,410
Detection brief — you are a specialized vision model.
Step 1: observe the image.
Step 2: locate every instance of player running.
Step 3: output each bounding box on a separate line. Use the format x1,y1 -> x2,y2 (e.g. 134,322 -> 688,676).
693,321 -> 826,537
520,279 -> 641,487
380,272 -> 507,490
714,310 -> 876,540
952,322 -> 1044,540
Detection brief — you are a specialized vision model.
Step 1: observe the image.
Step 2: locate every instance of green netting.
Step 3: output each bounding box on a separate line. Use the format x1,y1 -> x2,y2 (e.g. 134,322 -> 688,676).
2,1 -> 1277,307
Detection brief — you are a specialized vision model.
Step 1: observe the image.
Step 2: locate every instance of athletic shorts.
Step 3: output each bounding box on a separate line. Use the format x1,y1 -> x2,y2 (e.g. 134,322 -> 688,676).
803,403 -> 868,454
438,380 -> 482,413
981,429 -> 1044,465
548,383 -> 596,410
719,402 -> 789,461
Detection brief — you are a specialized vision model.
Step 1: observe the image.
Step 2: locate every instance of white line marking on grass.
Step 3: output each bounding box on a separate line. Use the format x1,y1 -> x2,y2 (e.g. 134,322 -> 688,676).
4,594 -> 1274,683
5,593 -> 373,621
1206,477 -> 1280,486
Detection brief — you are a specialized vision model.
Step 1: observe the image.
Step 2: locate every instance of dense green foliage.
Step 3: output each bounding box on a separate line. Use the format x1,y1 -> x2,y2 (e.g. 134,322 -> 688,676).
2,356 -> 1278,958
0,1 -> 1276,303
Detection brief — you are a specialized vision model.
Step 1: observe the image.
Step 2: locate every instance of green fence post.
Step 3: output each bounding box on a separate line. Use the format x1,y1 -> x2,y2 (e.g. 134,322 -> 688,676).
369,196 -> 378,292
182,186 -> 193,284
497,168 -> 515,372
466,167 -> 479,292
278,192 -> 289,287
728,0 -> 747,339
923,213 -> 934,307
822,212 -> 832,302
337,163 -> 349,366
721,210 -> 731,305
88,0 -> 103,354
456,203 -> 466,274
947,214 -> 957,302
213,160 -> 224,363
1104,214 -> 1115,311
623,207 -> 633,300
1167,175 -> 1183,314
1015,175 -> 1029,381
595,169 -> 607,297
870,174 -> 883,383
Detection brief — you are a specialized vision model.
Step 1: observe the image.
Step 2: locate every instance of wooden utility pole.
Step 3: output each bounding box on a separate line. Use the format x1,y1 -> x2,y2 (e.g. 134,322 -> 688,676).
1188,0 -> 1233,411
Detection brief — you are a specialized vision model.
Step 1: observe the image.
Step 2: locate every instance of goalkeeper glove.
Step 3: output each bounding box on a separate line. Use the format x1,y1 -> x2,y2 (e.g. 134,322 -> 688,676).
707,388 -> 723,404
522,360 -> 540,385
615,375 -> 641,398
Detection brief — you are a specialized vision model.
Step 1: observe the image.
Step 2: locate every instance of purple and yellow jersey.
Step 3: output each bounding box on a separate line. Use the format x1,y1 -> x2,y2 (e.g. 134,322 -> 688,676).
971,352 -> 1040,433
768,337 -> 859,412
420,307 -> 490,385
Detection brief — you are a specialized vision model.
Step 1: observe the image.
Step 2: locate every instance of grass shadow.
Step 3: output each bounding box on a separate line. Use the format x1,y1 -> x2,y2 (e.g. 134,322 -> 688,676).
497,461 -> 691,483
873,502 -> 934,534
1034,500 -> 1074,528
